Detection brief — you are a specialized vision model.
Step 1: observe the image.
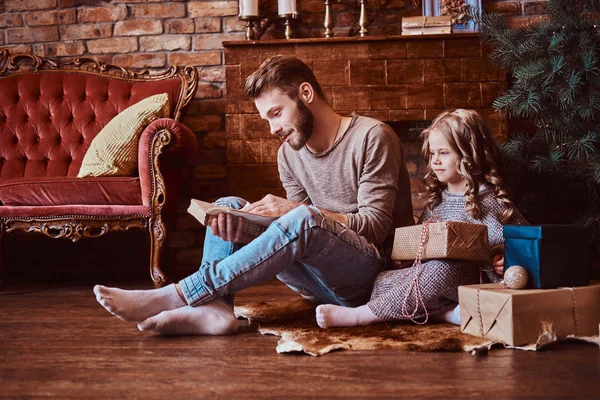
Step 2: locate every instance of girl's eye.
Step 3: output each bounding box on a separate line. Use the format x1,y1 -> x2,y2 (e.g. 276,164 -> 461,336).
274,110 -> 281,117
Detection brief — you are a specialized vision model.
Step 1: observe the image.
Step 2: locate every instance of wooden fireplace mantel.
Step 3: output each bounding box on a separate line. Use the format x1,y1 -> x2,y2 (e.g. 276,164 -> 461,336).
223,33 -> 507,202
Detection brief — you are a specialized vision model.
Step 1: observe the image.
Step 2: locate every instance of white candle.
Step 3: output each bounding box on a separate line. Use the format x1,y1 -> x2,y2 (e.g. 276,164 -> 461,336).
277,0 -> 296,15
239,0 -> 258,17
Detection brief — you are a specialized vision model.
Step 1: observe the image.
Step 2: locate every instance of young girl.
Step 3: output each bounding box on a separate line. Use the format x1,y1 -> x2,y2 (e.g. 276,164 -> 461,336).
316,109 -> 527,328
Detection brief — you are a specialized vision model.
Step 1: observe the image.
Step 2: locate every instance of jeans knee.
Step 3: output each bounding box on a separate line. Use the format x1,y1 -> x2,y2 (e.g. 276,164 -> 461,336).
214,196 -> 247,210
277,205 -> 321,230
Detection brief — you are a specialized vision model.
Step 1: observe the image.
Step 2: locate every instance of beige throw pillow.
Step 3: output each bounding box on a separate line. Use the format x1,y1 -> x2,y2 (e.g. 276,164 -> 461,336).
78,93 -> 170,178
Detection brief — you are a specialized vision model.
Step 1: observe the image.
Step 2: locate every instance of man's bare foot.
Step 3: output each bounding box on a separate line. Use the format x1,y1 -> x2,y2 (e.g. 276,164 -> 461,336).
93,284 -> 186,322
316,304 -> 383,328
137,299 -> 239,336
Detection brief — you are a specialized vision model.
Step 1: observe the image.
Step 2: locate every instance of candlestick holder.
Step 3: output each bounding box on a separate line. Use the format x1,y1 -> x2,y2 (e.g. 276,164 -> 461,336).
359,0 -> 368,37
324,0 -> 334,38
239,15 -> 260,40
278,13 -> 298,40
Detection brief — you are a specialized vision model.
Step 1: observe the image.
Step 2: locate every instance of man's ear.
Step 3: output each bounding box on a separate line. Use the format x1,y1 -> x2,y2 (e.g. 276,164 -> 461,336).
298,82 -> 314,104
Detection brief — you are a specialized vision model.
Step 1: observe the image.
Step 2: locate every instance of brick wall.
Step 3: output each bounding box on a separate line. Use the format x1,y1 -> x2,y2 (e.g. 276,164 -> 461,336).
0,0 -> 549,278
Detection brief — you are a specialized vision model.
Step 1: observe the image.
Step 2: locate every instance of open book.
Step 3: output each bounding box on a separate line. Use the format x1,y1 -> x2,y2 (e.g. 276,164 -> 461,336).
187,198 -> 276,227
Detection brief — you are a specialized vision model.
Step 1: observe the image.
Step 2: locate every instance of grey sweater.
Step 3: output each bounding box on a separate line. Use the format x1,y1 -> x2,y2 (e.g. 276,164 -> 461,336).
277,115 -> 414,246
368,187 -> 528,321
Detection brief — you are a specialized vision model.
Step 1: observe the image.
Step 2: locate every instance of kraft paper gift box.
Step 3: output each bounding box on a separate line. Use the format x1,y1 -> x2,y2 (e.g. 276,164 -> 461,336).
391,221 -> 489,261
503,225 -> 590,289
459,283 -> 600,346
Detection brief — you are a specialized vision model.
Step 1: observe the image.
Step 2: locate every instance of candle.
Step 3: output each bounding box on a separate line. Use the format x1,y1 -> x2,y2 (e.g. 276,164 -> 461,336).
239,0 -> 258,17
277,0 -> 296,15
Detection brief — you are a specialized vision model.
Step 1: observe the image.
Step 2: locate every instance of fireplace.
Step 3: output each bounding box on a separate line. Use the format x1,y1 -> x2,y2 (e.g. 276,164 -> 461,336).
223,34 -> 507,212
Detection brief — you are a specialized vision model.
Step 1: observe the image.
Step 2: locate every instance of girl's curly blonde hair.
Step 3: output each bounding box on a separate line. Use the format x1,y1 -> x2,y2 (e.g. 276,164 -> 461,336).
421,109 -> 517,224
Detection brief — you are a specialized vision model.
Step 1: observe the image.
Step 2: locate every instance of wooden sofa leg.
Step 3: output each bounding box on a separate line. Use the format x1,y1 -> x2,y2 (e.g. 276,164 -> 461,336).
149,218 -> 167,288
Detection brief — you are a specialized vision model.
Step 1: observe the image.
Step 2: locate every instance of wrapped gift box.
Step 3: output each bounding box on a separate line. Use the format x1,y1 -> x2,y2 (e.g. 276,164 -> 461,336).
504,225 -> 590,289
459,283 -> 600,346
401,16 -> 452,35
391,221 -> 489,261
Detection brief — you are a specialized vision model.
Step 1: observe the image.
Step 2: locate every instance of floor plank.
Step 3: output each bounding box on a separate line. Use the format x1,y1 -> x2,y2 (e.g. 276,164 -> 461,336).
1,280 -> 598,399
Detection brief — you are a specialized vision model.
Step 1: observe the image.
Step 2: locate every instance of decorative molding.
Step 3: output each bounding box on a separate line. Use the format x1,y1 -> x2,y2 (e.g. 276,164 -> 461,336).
3,218 -> 148,242
147,129 -> 173,287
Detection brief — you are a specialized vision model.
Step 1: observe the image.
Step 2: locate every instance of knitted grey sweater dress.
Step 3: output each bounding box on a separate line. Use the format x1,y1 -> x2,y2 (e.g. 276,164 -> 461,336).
367,187 -> 527,321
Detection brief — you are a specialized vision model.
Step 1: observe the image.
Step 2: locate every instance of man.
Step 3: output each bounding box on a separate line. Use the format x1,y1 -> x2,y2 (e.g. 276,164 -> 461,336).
94,56 -> 414,335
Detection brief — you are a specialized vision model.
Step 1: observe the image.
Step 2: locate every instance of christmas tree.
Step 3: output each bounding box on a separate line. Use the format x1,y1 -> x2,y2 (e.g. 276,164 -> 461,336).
479,0 -> 600,262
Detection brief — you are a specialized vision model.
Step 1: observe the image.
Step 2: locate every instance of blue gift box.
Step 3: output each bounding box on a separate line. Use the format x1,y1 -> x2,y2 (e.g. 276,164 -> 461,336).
503,225 -> 590,289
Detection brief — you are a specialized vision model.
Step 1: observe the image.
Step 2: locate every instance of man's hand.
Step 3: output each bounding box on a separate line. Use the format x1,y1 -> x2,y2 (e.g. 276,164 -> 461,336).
210,214 -> 248,243
492,254 -> 505,276
244,194 -> 300,218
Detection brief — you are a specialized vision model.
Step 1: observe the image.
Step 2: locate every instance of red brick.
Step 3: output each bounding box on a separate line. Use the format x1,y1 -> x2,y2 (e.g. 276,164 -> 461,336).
369,42 -> 407,60
410,177 -> 427,193
223,16 -> 246,33
507,15 -> 547,29
370,86 -> 407,110
132,3 -> 186,18
1,44 -> 32,54
0,14 -> 23,28
195,83 -> 223,99
405,159 -> 418,175
483,1 -> 521,15
112,53 -> 166,68
227,139 -> 262,164
196,17 -> 222,33
202,130 -> 226,148
226,114 -> 242,139
387,59 -> 424,84
114,20 -> 163,36
444,83 -> 482,108
407,40 -> 443,58
227,165 -> 281,189
175,247 -> 205,264
168,51 -> 222,66
444,38 -> 481,58
193,165 -> 227,180
198,66 -> 225,82
302,0 -> 330,13
407,84 -> 444,108
140,36 -> 191,52
78,6 -> 128,23
424,59 -> 444,83
197,100 -> 226,115
240,114 -> 269,139
462,57 -> 501,82
389,109 -> 426,121
403,141 -> 423,157
350,60 -> 385,86
184,114 -> 223,132
58,9 -> 76,24
33,41 -> 86,57
188,1 -> 238,17
482,82 -> 507,107
523,1 -> 548,15
60,24 -> 112,40
87,37 -> 138,54
167,232 -> 197,249
6,26 -> 58,44
332,87 -> 370,110
313,61 -> 350,86
190,148 -> 226,166
25,10 -> 59,26
443,58 -> 462,83
262,139 -> 280,163
5,0 -> 56,11
165,19 -> 195,34
193,33 -> 245,50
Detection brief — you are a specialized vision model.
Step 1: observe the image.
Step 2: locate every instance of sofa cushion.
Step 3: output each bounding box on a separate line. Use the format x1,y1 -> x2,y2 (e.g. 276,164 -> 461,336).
77,93 -> 170,178
0,176 -> 142,206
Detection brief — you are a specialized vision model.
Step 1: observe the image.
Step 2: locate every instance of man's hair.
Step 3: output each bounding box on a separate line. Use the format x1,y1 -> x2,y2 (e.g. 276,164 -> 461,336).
244,55 -> 326,101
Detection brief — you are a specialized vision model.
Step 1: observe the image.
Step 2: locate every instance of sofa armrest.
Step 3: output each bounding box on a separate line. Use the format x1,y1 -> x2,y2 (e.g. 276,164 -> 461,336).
138,118 -> 197,207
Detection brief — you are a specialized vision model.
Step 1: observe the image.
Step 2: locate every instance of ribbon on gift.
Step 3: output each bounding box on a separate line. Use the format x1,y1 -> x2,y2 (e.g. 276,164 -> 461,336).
400,215 -> 440,324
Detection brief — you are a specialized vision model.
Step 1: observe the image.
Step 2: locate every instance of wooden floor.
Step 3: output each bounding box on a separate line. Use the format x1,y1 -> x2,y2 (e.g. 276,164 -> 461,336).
1,279 -> 599,399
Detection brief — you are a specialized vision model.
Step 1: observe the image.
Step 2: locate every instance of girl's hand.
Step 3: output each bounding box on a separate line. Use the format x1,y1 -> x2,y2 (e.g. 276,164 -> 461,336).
492,254 -> 504,276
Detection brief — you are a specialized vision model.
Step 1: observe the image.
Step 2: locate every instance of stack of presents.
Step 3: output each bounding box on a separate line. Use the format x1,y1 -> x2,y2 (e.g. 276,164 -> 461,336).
392,222 -> 600,347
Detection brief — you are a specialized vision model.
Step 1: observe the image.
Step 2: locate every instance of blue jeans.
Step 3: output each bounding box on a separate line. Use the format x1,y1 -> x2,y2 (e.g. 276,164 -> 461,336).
179,197 -> 385,307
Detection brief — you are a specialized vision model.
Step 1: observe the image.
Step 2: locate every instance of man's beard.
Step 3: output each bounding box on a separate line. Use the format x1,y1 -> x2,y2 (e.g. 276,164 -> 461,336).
283,100 -> 314,151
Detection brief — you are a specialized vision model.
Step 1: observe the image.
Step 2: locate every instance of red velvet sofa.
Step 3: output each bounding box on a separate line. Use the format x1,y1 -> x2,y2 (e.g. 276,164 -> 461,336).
0,50 -> 198,286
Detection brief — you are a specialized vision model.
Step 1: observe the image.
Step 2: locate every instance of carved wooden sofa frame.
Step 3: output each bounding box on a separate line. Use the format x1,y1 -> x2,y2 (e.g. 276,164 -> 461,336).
0,50 -> 198,286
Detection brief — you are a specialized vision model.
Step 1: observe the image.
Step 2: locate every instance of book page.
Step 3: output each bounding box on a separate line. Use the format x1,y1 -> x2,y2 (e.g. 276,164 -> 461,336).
188,199 -> 276,227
